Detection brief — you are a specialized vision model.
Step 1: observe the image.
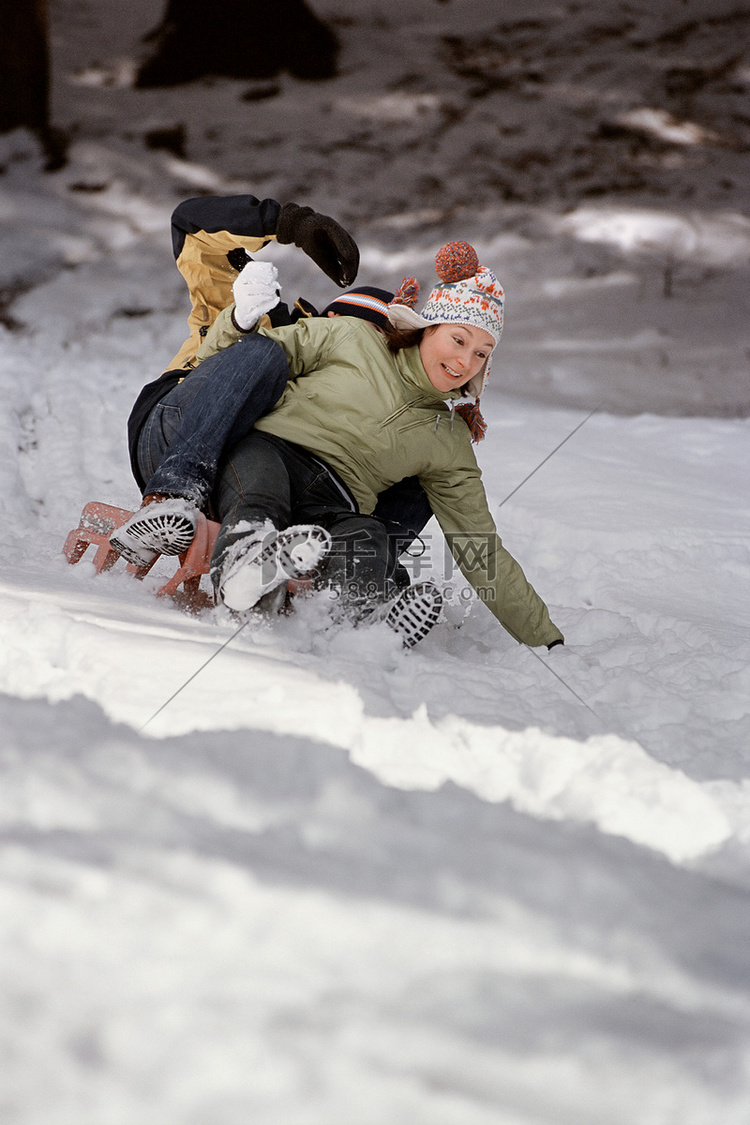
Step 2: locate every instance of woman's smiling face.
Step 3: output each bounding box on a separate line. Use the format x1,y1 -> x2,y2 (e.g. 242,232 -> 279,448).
418,323 -> 494,393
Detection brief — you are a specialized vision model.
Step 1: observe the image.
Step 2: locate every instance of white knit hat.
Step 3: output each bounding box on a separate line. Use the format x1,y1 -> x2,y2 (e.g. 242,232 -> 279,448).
387,241 -> 505,399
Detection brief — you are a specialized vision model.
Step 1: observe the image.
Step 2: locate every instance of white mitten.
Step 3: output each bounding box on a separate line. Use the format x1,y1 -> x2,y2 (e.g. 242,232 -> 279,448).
231,260 -> 281,330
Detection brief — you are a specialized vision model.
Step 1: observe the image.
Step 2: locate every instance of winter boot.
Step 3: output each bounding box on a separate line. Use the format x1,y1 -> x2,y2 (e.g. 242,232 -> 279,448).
383,581 -> 443,648
109,495 -> 197,567
217,523 -> 332,613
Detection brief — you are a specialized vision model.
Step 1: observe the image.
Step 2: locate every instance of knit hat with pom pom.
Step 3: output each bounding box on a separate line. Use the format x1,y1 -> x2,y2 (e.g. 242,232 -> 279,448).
387,241 -> 504,401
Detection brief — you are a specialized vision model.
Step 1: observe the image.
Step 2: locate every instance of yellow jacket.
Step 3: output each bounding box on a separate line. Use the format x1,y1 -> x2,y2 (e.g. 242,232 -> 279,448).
165,194 -> 284,371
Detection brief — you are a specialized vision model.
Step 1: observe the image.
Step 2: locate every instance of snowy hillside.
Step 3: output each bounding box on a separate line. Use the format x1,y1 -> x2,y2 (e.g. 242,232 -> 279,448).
1,0 -> 750,1122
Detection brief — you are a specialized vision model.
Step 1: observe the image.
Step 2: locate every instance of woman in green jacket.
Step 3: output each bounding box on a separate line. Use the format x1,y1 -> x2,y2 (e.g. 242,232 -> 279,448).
194,241 -> 564,650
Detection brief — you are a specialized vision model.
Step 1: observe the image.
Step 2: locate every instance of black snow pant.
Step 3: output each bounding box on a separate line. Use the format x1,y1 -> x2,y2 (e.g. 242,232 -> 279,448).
212,431 -> 402,613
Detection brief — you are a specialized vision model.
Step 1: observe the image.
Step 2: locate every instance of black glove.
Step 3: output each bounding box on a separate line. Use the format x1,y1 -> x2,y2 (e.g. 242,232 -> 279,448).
276,202 -> 359,288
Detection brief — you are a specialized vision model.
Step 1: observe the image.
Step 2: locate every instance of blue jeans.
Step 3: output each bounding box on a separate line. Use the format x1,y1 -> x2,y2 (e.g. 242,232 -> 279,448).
136,333 -> 289,510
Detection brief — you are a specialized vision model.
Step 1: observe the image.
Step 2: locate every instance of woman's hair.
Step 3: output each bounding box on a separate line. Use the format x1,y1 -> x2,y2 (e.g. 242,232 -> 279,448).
382,322 -> 425,354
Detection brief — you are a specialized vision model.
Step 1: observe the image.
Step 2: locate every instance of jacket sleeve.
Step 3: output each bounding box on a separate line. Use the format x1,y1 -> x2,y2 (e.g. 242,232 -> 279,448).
193,304 -> 246,362
422,457 -> 564,648
170,195 -> 281,260
165,195 -> 283,372
195,307 -> 342,375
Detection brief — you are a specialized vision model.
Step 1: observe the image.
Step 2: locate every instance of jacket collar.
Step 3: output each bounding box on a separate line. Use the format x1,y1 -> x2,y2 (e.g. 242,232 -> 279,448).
395,343 -> 467,405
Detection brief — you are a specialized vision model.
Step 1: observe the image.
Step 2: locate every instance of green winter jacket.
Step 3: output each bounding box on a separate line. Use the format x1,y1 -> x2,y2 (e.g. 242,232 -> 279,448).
196,310 -> 564,648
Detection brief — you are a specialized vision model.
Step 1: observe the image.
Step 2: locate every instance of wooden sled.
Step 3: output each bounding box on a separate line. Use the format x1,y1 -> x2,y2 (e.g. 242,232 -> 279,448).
63,500 -> 220,612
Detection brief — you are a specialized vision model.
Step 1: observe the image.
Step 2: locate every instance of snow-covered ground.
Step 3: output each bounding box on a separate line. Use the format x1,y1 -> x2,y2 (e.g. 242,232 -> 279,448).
1,1 -> 749,1121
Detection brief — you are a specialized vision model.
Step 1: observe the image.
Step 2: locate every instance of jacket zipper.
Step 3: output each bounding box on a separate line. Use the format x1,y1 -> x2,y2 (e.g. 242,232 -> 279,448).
434,407 -> 455,433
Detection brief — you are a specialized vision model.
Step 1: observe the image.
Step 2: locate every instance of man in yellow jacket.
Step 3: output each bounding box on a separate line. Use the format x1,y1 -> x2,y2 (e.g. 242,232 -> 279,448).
125,192 -> 360,492
118,193 -> 433,600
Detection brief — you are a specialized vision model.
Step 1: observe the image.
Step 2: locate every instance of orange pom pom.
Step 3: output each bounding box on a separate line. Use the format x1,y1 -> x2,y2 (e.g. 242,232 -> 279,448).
434,241 -> 479,284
